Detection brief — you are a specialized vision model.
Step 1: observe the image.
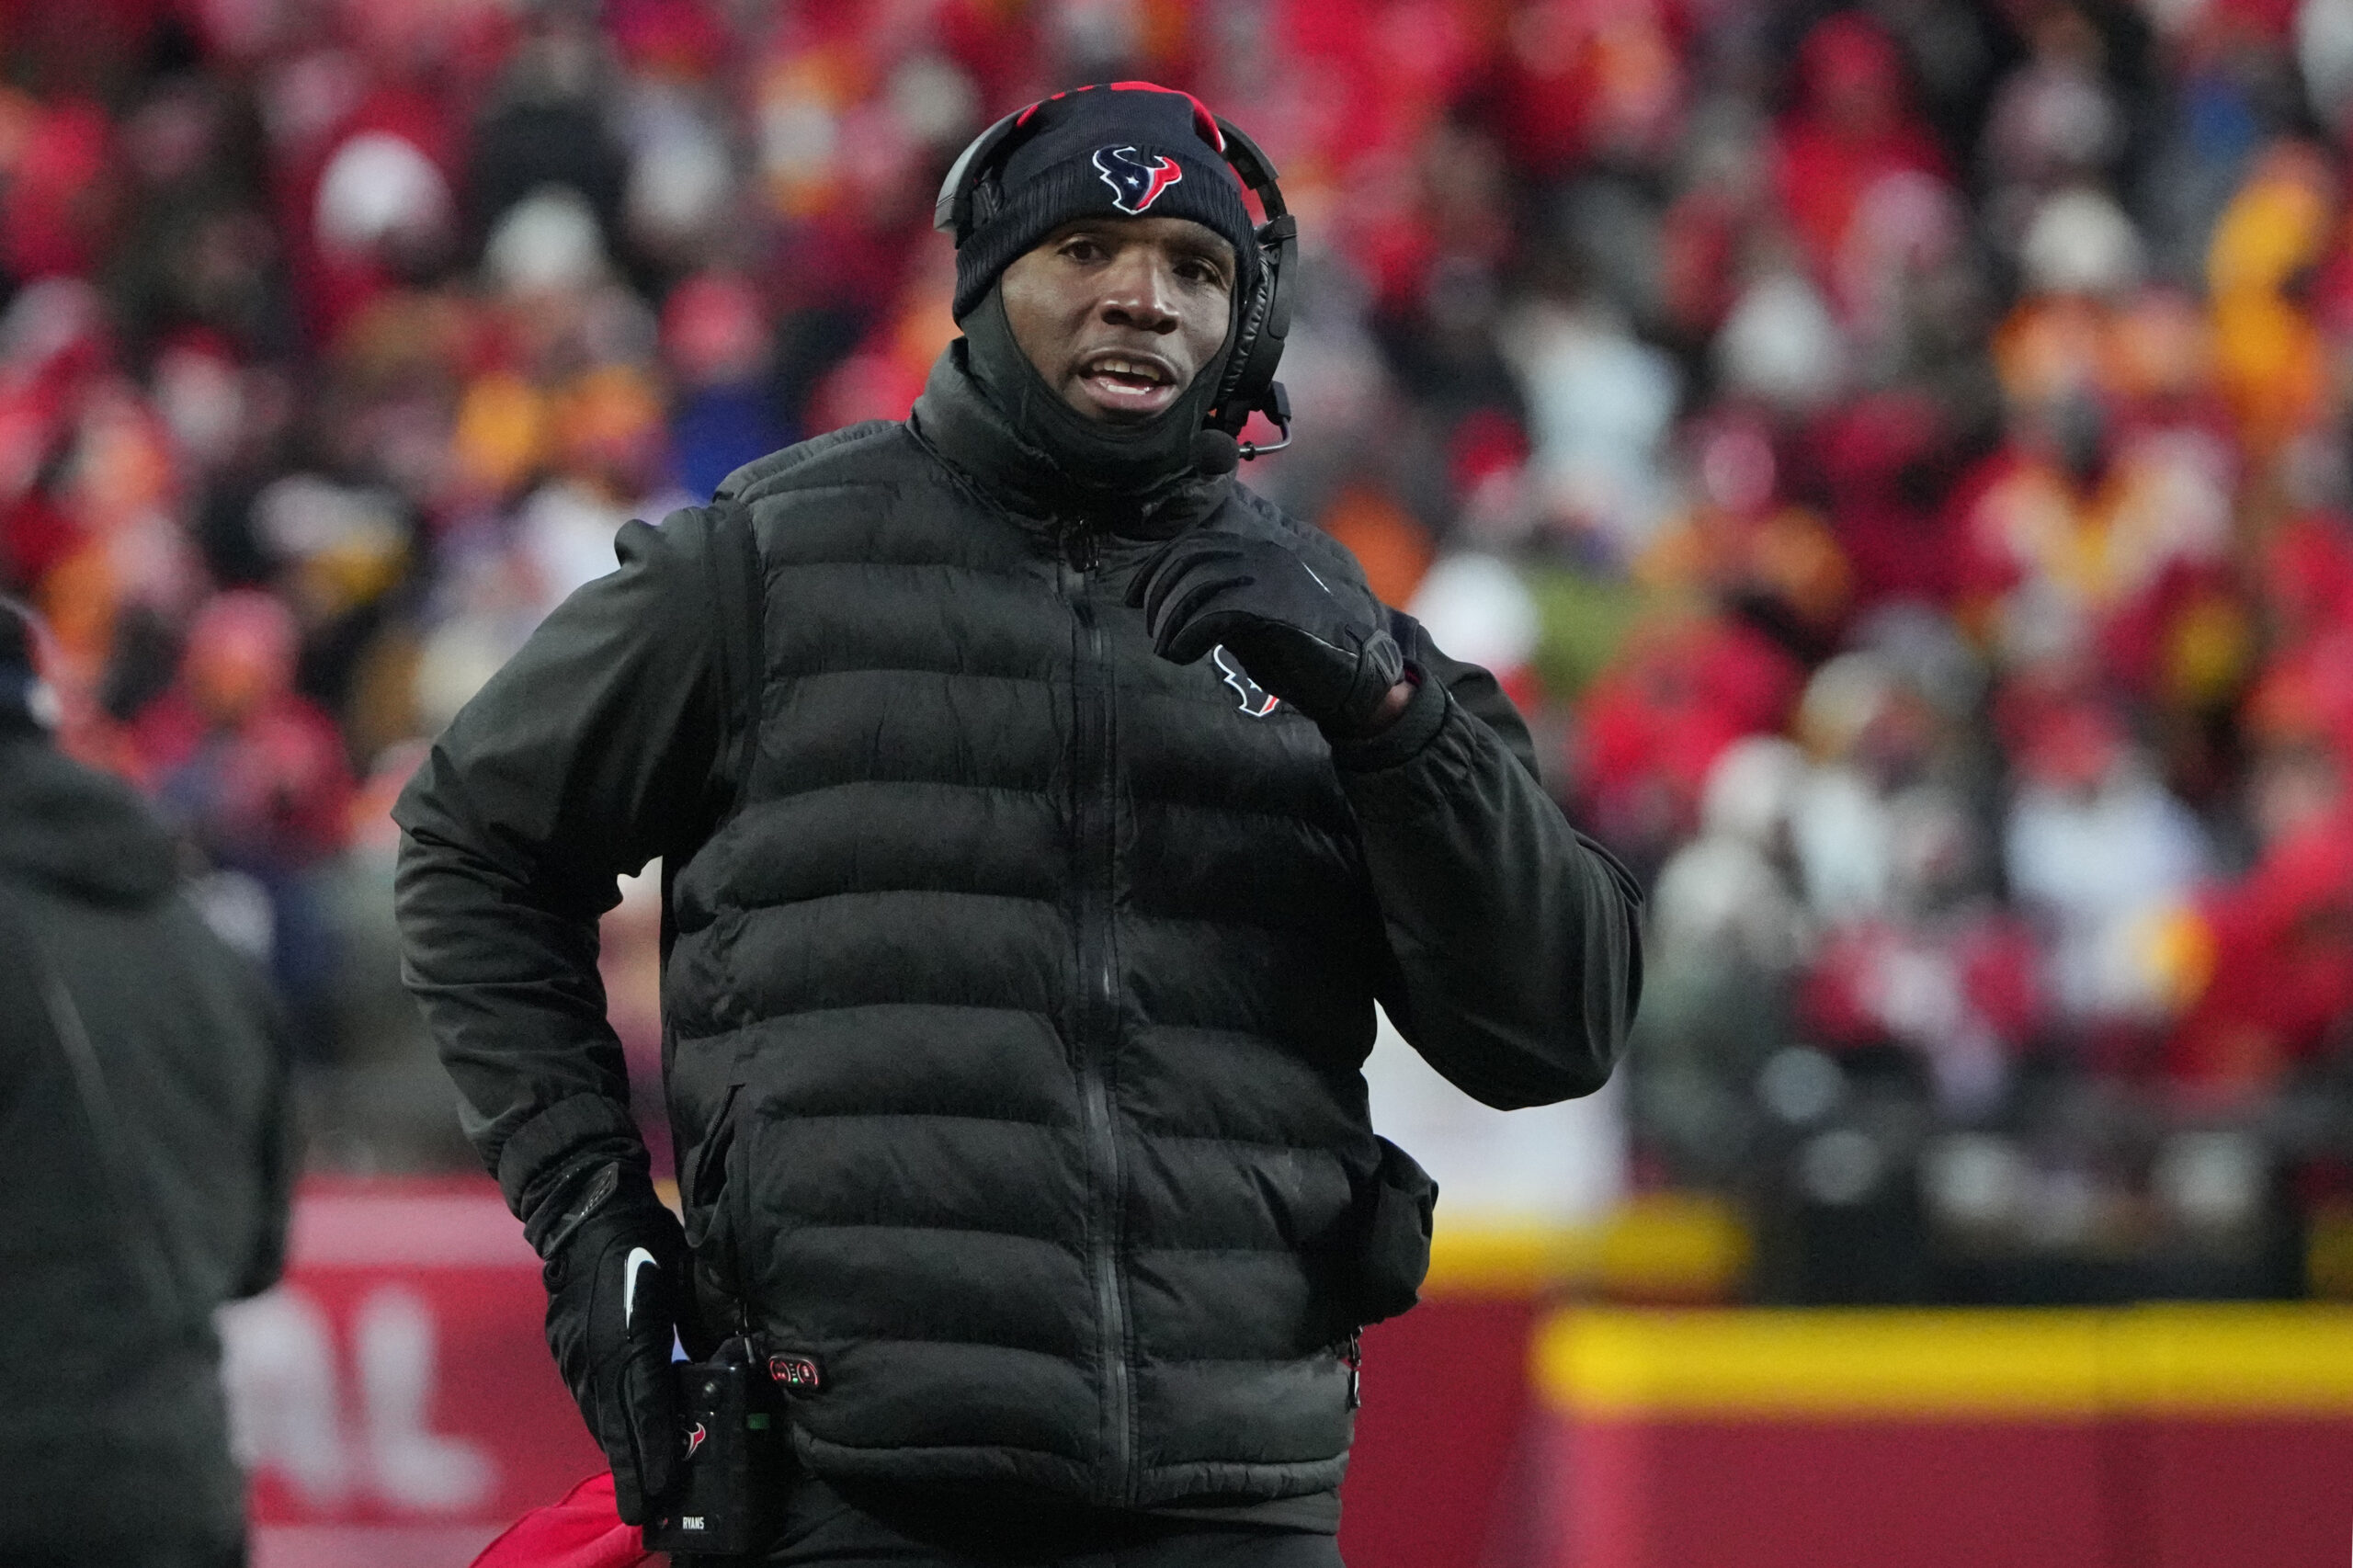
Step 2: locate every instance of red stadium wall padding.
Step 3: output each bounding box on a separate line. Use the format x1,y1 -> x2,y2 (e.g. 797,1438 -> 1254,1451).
1523,1414 -> 2353,1568
2117,1417 -> 2353,1568
1540,1418 -> 2115,1568
231,1180 -> 604,1567
1336,1296 -> 1547,1568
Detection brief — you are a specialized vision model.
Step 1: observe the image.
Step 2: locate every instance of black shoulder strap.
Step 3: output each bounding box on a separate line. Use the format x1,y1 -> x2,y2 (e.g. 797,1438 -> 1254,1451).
702,497 -> 766,823
662,500 -> 766,993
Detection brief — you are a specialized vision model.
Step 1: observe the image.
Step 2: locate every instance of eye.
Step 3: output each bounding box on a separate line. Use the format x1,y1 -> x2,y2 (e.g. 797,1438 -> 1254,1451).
1061,234 -> 1107,262
1177,256 -> 1229,289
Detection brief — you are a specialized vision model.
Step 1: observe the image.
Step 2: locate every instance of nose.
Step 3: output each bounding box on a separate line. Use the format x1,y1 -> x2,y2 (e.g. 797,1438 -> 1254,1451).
1097,252 -> 1179,335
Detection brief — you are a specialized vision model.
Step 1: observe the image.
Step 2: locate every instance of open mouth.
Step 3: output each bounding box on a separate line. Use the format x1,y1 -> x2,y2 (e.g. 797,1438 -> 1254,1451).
1074,350 -> 1180,415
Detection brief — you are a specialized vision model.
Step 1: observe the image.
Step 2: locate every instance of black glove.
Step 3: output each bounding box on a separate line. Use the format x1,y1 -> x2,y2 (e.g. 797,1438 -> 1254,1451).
1127,532 -> 1405,735
530,1163 -> 686,1525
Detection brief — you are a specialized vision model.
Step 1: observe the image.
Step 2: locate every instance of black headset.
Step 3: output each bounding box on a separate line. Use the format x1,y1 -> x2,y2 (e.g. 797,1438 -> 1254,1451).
933,93 -> 1297,458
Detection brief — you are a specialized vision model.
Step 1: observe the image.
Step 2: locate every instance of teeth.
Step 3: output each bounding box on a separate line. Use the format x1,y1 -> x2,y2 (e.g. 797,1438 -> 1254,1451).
1093,358 -> 1160,383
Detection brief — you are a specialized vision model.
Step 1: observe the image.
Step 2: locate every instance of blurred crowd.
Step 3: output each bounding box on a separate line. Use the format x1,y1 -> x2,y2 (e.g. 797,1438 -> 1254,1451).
5,0 -> 2351,1296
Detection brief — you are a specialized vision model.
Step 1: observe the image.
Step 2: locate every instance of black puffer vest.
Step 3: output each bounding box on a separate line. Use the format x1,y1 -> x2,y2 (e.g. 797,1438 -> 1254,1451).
661,353 -> 1433,1508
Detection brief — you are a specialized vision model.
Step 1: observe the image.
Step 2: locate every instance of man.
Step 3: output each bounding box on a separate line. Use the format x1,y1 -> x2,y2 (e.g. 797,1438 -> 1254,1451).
0,601 -> 293,1568
396,84 -> 1641,1564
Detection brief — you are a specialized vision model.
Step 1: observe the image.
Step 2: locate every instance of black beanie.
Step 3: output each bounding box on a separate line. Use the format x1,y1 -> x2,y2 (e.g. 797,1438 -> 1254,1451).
950,83 -> 1260,323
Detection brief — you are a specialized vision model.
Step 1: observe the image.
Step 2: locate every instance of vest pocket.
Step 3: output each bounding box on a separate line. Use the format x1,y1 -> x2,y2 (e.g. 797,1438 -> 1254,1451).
681,1083 -> 746,1325
1347,1136 -> 1438,1327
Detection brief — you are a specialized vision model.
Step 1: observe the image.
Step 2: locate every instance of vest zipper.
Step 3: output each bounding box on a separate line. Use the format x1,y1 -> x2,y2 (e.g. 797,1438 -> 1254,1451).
1061,518 -> 1131,1503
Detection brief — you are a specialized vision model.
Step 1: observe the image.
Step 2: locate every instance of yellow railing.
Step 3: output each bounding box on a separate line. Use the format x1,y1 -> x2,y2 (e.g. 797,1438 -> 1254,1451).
1535,1305 -> 2353,1417
1423,1195 -> 1752,1301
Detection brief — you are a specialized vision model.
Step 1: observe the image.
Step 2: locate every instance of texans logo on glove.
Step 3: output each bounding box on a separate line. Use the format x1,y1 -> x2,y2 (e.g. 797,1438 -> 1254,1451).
1128,532 -> 1404,737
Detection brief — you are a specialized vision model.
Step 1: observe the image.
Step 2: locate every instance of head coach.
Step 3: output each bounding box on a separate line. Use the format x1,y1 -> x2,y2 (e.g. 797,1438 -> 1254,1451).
394,82 -> 1642,1566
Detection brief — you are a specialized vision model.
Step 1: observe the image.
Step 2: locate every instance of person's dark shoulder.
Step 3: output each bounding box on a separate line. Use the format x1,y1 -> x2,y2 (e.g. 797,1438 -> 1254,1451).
713,421 -> 923,508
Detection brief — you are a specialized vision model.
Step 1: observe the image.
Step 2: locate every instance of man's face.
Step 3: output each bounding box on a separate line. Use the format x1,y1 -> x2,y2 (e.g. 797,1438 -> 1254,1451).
998,215 -> 1236,424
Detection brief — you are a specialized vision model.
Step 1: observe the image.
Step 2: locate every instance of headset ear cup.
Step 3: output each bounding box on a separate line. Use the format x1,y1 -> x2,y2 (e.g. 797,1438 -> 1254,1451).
1212,266 -> 1276,430
1210,215 -> 1294,436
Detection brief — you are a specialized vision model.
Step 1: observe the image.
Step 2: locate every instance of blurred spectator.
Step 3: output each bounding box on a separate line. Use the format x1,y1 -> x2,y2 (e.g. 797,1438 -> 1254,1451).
1631,734 -> 1814,1184
1800,784 -> 2042,1116
2001,692 -> 2210,1064
134,589 -> 353,1055
663,270 -> 790,501
1772,14 -> 1952,288
0,598 -> 292,1566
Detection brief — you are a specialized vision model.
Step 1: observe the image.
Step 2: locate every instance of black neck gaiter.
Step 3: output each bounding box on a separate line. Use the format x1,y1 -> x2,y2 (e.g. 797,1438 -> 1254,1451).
958,283 -> 1233,518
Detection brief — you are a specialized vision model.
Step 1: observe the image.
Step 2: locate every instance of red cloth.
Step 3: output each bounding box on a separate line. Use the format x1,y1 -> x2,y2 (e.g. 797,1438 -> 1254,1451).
470,1471 -> 650,1568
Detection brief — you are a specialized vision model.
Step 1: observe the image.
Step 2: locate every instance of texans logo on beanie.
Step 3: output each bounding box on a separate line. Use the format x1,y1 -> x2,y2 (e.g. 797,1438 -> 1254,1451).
949,83 -> 1260,323
1094,146 -> 1183,214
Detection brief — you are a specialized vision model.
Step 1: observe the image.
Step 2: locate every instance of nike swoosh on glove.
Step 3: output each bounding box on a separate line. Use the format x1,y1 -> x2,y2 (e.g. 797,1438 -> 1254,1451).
531,1163 -> 686,1526
1127,532 -> 1405,736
